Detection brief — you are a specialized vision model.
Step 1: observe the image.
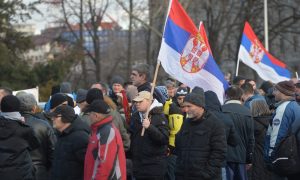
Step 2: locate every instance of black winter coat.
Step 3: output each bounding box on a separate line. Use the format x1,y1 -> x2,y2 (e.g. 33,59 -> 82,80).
130,105 -> 169,178
22,112 -> 57,180
0,116 -> 40,180
251,116 -> 272,180
51,116 -> 90,180
222,102 -> 255,164
175,111 -> 227,180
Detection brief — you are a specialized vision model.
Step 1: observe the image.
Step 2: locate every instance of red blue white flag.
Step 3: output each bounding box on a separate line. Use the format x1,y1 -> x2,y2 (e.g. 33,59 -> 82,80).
238,22 -> 291,83
158,0 -> 229,103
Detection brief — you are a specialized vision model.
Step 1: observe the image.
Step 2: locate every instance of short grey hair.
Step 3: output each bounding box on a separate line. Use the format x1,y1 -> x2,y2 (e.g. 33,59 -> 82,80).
132,63 -> 152,81
16,92 -> 37,112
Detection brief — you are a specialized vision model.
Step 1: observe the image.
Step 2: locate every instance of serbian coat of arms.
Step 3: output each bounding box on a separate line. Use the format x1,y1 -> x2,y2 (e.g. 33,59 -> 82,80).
180,33 -> 209,73
249,39 -> 264,64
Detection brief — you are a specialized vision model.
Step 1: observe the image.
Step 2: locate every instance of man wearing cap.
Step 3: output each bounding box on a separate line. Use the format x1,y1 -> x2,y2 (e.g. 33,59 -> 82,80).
50,105 -> 90,180
0,95 -> 40,180
264,80 -> 300,179
175,87 -> 227,180
84,99 -> 126,180
130,91 -> 169,179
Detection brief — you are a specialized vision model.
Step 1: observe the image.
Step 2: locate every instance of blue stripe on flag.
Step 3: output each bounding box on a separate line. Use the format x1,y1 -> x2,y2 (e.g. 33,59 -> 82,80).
203,55 -> 229,90
241,34 -> 290,78
164,18 -> 191,54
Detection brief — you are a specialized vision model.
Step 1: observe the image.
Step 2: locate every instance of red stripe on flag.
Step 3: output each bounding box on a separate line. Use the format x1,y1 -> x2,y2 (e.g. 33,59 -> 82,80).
243,22 -> 286,68
168,0 -> 197,35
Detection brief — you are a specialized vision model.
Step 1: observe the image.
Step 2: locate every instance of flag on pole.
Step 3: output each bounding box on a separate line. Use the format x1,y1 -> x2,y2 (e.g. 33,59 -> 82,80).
238,22 -> 291,83
158,0 -> 229,103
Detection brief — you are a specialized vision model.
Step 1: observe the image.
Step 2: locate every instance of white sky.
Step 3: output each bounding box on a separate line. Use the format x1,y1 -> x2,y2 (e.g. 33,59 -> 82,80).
21,0 -> 129,35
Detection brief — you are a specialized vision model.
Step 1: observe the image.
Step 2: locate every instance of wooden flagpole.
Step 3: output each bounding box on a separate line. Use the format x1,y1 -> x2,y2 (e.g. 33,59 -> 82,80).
141,61 -> 161,136
235,58 -> 240,76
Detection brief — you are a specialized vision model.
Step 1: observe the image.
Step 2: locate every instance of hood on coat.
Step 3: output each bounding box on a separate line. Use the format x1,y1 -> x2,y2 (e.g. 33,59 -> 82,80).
204,91 -> 221,112
149,99 -> 164,115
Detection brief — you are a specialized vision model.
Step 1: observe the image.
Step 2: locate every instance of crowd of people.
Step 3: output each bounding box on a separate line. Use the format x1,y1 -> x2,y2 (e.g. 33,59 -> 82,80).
1,63 -> 300,180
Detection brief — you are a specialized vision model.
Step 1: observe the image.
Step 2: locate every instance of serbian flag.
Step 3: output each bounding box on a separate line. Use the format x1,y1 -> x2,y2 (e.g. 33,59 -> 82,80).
238,22 -> 291,83
158,0 -> 228,103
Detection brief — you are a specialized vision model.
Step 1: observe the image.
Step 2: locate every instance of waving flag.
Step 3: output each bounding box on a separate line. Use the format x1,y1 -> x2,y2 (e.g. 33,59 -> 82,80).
238,22 -> 291,83
158,0 -> 228,103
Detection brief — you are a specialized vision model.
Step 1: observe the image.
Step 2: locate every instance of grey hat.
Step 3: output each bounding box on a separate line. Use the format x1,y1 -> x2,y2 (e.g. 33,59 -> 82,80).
111,76 -> 125,86
76,89 -> 88,103
16,92 -> 37,112
184,86 -> 205,108
60,82 -> 72,94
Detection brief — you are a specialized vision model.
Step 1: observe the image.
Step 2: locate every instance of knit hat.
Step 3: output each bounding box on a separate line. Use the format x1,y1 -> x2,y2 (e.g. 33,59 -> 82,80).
176,87 -> 188,97
1,95 -> 20,112
60,82 -> 72,94
111,76 -> 125,86
50,93 -> 68,109
184,86 -> 205,108
76,89 -> 88,103
16,92 -> 37,112
85,99 -> 111,114
49,105 -> 76,123
86,88 -> 104,104
275,80 -> 296,97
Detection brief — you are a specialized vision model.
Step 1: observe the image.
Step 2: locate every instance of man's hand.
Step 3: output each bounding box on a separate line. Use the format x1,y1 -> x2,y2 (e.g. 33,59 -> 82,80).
142,118 -> 151,129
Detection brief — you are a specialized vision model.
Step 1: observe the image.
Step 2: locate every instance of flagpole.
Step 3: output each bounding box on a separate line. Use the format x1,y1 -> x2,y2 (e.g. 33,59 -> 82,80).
235,58 -> 240,76
264,0 -> 269,51
296,72 -> 299,80
141,61 -> 161,136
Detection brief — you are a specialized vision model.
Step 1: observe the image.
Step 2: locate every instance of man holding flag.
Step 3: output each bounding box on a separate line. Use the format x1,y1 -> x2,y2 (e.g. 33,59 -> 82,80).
158,0 -> 227,179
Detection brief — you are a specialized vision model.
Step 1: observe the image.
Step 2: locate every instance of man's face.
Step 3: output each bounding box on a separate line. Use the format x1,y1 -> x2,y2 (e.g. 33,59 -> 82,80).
88,112 -> 100,125
248,80 -> 257,90
176,96 -> 185,106
51,115 -> 67,132
112,83 -> 123,93
135,99 -> 151,113
182,101 -> 204,120
167,86 -> 176,98
91,83 -> 107,95
130,70 -> 145,87
273,87 -> 286,102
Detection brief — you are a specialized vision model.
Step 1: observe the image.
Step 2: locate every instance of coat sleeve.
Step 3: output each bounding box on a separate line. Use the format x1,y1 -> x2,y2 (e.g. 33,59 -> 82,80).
46,125 -> 57,168
246,117 -> 255,164
146,114 -> 169,145
227,118 -> 239,147
112,111 -> 130,151
73,131 -> 89,163
94,127 -> 119,179
201,120 -> 227,179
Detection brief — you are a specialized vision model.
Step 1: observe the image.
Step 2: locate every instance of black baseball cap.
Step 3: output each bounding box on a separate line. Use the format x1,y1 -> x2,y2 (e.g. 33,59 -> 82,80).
49,105 -> 76,123
85,99 -> 111,114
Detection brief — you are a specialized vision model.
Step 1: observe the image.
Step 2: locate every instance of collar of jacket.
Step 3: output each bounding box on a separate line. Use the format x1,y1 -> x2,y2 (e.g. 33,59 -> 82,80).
275,98 -> 294,108
137,82 -> 150,92
189,110 -> 207,124
91,115 -> 113,130
224,100 -> 242,105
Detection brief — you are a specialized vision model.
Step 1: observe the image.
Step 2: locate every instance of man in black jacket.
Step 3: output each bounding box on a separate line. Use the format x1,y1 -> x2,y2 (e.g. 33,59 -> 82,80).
222,86 -> 254,180
17,92 -> 57,180
50,105 -> 90,180
130,91 -> 169,180
175,87 -> 227,180
0,95 -> 40,180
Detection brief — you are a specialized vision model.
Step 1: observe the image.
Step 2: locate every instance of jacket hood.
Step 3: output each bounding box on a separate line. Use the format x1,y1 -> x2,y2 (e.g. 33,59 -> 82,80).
204,91 -> 221,112
149,99 -> 163,114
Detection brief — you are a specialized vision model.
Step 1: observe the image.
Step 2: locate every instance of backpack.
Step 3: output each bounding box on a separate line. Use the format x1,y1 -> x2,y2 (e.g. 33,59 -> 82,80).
272,128 -> 300,176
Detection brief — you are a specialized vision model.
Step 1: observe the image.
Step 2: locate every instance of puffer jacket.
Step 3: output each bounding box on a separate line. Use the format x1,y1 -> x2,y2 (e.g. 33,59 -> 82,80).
0,113 -> 40,180
175,111 -> 227,180
51,116 -> 90,180
22,112 -> 57,180
130,100 -> 169,179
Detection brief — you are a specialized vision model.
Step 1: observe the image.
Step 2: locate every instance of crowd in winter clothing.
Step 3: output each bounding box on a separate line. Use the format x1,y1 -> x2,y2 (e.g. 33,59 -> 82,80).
1,63 -> 300,180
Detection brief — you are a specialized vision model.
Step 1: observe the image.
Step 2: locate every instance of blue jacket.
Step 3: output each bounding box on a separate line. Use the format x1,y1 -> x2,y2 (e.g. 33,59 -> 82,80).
264,100 -> 300,162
